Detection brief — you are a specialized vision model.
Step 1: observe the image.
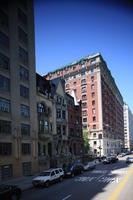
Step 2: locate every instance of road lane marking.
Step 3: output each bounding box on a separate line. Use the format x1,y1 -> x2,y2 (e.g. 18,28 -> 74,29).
109,165 -> 133,200
91,170 -> 107,174
62,194 -> 72,200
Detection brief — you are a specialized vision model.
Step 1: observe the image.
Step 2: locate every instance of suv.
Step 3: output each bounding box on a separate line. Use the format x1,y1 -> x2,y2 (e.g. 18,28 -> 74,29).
0,184 -> 21,200
32,168 -> 64,187
65,163 -> 84,177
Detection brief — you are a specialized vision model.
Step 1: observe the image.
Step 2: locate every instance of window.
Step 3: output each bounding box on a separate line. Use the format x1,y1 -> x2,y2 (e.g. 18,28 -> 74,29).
0,120 -> 11,135
18,27 -> 28,45
20,85 -> 29,98
63,125 -> 66,135
0,52 -> 9,70
74,89 -> 77,95
91,68 -> 94,73
82,94 -> 87,100
91,76 -> 94,82
66,84 -> 69,89
56,96 -> 62,104
92,108 -> 96,114
62,110 -> 66,119
57,124 -> 61,135
0,98 -> 10,112
44,120 -> 49,130
92,100 -> 95,106
0,143 -> 12,155
20,104 -> 30,117
81,71 -> 85,76
81,79 -> 86,84
94,141 -> 97,145
39,120 -> 49,133
1,164 -> 12,180
73,81 -> 76,86
82,102 -> 87,107
91,84 -> 95,90
22,143 -> 31,155
93,125 -> 96,129
81,86 -> 86,93
0,31 -> 9,49
0,9 -> 8,29
73,75 -> 76,79
38,103 -> 45,113
83,118 -> 87,122
21,124 -> 30,136
0,75 -> 10,92
92,92 -> 95,98
20,66 -> 29,80
56,109 -> 61,118
18,8 -> 27,27
93,133 -> 96,137
82,110 -> 87,116
93,116 -> 96,122
19,47 -> 28,64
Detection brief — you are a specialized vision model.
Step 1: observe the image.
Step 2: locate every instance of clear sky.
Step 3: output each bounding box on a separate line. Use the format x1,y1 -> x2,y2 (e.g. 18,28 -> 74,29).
34,0 -> 133,112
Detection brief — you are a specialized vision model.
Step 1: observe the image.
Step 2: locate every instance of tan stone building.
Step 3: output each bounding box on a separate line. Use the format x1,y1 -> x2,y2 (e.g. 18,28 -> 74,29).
0,0 -> 38,181
36,74 -> 70,170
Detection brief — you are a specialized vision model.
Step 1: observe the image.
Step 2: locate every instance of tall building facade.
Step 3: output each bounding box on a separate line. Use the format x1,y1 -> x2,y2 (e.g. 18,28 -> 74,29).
123,103 -> 133,151
46,53 -> 124,156
0,0 -> 38,181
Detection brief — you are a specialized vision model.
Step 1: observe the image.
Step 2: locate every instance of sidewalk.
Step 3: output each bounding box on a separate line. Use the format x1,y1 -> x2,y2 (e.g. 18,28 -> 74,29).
1,175 -> 37,191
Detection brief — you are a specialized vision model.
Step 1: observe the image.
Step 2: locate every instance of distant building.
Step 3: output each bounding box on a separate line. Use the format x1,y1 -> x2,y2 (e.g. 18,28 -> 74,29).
0,0 -> 38,181
123,103 -> 133,151
46,53 -> 124,156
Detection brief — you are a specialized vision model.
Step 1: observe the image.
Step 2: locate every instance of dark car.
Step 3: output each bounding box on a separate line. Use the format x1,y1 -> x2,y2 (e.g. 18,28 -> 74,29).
110,155 -> 118,163
0,184 -> 21,200
65,163 -> 84,177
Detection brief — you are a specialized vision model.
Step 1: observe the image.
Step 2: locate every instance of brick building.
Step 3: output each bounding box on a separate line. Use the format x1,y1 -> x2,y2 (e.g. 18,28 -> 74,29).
66,93 -> 83,162
46,53 -> 124,156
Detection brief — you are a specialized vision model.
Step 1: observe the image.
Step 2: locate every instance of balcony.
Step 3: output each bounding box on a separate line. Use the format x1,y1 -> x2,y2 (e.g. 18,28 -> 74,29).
39,131 -> 52,140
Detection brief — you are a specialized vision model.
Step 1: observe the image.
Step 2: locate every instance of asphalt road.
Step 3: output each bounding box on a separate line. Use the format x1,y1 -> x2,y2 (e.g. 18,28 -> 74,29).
21,156 -> 133,200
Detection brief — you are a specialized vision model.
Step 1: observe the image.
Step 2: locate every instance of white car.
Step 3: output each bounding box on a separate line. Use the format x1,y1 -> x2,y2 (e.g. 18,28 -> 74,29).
126,157 -> 133,163
32,168 -> 64,187
84,161 -> 96,171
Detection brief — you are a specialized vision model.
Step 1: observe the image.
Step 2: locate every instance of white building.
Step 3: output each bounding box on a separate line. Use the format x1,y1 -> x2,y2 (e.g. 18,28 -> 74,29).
123,103 -> 133,151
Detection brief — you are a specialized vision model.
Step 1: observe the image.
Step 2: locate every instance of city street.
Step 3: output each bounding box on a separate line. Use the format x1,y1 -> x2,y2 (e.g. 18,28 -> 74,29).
21,156 -> 133,200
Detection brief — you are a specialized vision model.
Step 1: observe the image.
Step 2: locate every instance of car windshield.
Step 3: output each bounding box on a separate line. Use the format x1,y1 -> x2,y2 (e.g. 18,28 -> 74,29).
67,164 -> 74,170
39,172 -> 50,176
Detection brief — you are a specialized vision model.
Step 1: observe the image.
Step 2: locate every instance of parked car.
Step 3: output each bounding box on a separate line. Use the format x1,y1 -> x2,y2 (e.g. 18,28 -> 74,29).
0,184 -> 21,200
64,163 -> 84,177
84,161 -> 96,171
103,157 -> 112,164
110,155 -> 118,163
32,168 -> 64,187
126,157 -> 133,163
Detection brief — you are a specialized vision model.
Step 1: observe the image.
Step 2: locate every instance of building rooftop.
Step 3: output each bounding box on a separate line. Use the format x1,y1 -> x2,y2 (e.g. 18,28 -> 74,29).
47,52 -> 102,74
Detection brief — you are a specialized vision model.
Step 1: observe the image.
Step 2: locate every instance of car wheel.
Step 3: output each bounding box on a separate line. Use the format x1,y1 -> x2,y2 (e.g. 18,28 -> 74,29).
11,194 -> 18,200
59,176 -> 63,182
45,181 -> 50,187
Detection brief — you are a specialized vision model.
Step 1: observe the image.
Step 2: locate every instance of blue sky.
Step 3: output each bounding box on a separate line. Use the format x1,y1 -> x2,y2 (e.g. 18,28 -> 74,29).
34,0 -> 133,112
